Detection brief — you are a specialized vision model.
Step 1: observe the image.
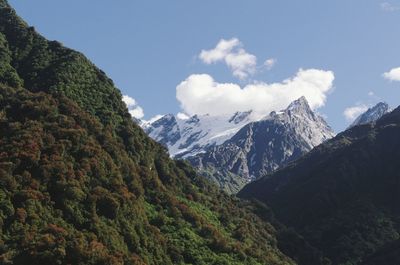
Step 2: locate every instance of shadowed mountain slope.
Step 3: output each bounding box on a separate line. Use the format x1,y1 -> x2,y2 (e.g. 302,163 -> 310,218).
239,108 -> 400,264
0,1 -> 296,264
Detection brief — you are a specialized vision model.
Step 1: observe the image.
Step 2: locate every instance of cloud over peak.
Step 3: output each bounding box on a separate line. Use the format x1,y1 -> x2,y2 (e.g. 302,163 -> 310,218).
176,69 -> 334,118
343,104 -> 368,122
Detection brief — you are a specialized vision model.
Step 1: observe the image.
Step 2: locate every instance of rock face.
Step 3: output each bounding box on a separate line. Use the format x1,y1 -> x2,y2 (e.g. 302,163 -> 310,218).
239,106 -> 400,265
143,97 -> 335,193
349,102 -> 391,128
142,110 -> 256,158
188,97 -> 335,193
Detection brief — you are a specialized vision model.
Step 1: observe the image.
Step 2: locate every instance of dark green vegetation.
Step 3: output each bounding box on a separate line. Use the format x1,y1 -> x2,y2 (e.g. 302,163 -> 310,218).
239,107 -> 400,265
361,239 -> 400,265
0,1 -> 298,264
2,1 -> 398,264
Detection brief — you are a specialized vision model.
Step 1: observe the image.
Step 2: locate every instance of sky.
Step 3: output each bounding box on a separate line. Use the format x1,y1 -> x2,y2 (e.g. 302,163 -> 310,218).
8,0 -> 400,132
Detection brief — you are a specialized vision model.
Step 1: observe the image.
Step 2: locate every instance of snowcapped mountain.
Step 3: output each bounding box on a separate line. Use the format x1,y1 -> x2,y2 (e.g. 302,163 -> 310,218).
349,102 -> 391,128
188,96 -> 335,193
142,110 -> 257,158
142,97 -> 335,193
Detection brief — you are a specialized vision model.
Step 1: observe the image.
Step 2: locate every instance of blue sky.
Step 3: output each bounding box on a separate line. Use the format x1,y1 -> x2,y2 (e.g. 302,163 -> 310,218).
9,0 -> 400,131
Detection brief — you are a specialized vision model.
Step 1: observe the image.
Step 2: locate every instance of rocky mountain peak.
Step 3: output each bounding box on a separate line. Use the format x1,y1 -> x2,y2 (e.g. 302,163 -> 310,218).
187,97 -> 335,193
153,113 -> 176,124
142,111 -> 258,158
142,97 -> 334,186
229,110 -> 253,124
287,96 -> 310,111
186,114 -> 200,124
349,102 -> 391,128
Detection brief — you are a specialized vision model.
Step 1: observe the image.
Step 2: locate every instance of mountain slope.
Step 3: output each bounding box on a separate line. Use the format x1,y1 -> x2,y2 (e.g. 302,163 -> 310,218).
349,102 -> 391,128
239,107 -> 400,264
189,97 -> 335,193
361,239 -> 400,265
142,111 -> 255,158
0,84 -> 296,265
0,1 -> 295,264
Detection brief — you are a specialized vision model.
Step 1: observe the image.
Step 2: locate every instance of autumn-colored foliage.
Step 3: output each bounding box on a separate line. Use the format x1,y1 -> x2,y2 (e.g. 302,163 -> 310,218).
0,1 -> 296,264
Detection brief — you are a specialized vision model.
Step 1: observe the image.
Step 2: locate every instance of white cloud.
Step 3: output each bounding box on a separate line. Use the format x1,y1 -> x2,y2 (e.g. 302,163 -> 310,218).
225,49 -> 257,79
343,104 -> 368,122
122,95 -> 137,107
383,67 -> 400,81
381,2 -> 400,11
122,95 -> 145,119
199,38 -> 257,79
176,68 -> 335,118
199,38 -> 240,64
264,58 -> 277,70
368,91 -> 375,97
129,107 -> 144,119
177,112 -> 190,120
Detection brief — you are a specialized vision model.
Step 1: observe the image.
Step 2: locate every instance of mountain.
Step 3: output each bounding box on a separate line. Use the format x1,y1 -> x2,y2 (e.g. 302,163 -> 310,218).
239,106 -> 400,264
0,2 -> 297,264
142,110 -> 256,158
188,97 -> 335,193
143,97 -> 334,193
361,239 -> 400,265
349,102 -> 391,128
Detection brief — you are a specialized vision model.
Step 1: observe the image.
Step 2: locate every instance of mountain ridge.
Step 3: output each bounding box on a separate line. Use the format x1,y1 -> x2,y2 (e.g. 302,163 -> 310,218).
349,102 -> 391,128
239,105 -> 400,264
145,97 -> 334,193
142,110 -> 257,158
0,1 -> 297,264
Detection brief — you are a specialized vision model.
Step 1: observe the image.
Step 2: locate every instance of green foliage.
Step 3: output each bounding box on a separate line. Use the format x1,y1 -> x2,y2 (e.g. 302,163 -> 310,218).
0,2 -> 296,264
0,1 -> 152,162
240,110 -> 400,264
0,32 -> 23,88
361,239 -> 400,265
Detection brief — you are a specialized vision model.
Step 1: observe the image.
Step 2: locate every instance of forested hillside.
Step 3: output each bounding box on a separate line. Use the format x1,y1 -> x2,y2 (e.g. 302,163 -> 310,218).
0,1 -> 296,264
240,107 -> 400,265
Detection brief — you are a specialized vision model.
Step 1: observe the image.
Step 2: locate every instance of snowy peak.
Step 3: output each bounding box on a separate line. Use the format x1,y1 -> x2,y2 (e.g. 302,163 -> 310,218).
152,114 -> 176,126
186,115 -> 200,125
286,96 -> 311,113
285,98 -> 334,147
262,97 -> 334,148
141,97 -> 334,162
229,110 -> 253,124
267,96 -> 313,120
189,97 -> 335,193
144,114 -> 181,147
262,97 -> 334,149
350,102 -> 391,128
141,97 -> 336,193
142,111 -> 257,158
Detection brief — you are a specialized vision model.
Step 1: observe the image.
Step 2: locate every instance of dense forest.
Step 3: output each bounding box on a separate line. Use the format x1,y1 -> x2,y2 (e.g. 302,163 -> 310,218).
2,1 -> 400,264
240,107 -> 400,265
0,1 -> 301,264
